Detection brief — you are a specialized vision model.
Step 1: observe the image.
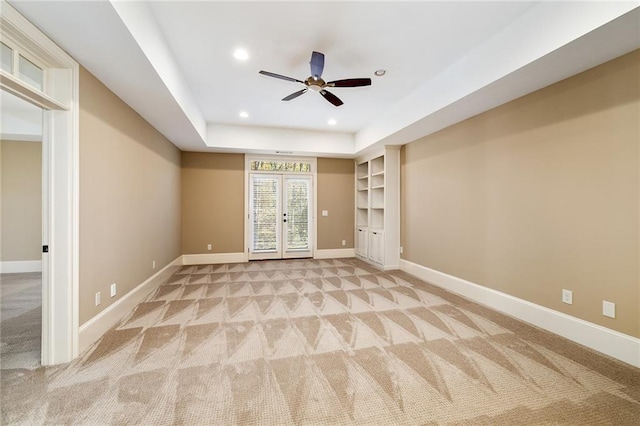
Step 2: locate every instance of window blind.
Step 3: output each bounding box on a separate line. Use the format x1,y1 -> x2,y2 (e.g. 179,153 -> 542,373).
286,178 -> 310,250
252,176 -> 279,251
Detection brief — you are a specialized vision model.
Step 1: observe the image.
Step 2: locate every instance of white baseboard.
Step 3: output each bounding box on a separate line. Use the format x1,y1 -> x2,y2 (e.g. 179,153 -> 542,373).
354,253 -> 398,271
181,252 -> 248,265
314,248 -> 356,259
0,260 -> 42,273
78,256 -> 182,354
399,259 -> 640,368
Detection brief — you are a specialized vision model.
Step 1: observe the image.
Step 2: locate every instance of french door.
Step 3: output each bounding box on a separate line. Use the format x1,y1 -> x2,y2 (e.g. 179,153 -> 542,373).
249,174 -> 313,260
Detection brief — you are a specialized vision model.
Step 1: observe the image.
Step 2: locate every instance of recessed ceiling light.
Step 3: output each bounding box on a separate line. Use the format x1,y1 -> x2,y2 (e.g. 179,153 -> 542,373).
328,119 -> 337,126
374,69 -> 386,76
239,111 -> 249,118
233,48 -> 249,61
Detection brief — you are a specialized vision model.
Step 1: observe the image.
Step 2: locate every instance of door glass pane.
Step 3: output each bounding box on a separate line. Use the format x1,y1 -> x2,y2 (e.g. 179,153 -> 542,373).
1,42 -> 12,73
285,178 -> 310,250
252,176 -> 279,251
19,55 -> 43,91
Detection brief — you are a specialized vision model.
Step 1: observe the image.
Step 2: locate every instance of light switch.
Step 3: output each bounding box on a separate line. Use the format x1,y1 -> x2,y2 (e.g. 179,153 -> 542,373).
322,210 -> 328,217
603,301 -> 616,318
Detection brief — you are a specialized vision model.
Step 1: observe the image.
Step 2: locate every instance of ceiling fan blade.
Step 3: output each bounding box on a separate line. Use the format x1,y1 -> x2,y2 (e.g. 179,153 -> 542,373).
327,78 -> 372,88
320,89 -> 343,107
282,88 -> 308,101
259,70 -> 303,84
310,51 -> 325,78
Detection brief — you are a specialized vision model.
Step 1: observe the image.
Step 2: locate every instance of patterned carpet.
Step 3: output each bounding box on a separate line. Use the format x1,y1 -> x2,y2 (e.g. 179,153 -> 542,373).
2,258 -> 639,425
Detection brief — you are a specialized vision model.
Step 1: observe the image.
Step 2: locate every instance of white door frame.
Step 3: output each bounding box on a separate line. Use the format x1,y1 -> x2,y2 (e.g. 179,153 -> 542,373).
248,173 -> 314,260
244,155 -> 317,261
1,1 -> 80,365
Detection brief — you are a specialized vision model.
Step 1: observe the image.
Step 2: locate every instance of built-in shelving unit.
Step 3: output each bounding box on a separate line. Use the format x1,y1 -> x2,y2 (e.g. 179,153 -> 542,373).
354,147 -> 400,269
356,162 -> 369,228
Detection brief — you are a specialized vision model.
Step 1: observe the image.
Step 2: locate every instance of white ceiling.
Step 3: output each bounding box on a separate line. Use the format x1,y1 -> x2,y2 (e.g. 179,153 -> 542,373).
148,1 -> 535,132
7,1 -> 640,157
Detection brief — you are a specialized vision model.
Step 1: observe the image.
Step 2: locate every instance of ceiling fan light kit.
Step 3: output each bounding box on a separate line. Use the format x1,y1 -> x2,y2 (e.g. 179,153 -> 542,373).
259,51 -> 371,107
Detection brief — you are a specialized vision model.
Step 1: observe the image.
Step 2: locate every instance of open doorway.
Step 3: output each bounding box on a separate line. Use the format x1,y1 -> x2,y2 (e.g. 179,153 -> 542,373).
0,90 -> 43,369
1,1 -> 80,365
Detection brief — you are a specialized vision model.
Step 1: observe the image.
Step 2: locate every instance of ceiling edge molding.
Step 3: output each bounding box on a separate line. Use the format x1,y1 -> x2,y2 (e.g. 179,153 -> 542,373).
1,133 -> 41,141
206,123 -> 355,157
108,0 -> 207,144
354,3 -> 640,153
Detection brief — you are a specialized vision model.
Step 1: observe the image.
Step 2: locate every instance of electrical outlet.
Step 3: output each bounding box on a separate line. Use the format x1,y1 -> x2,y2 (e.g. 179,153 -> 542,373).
152,260 -> 156,270
110,283 -> 117,298
562,289 -> 573,305
400,246 -> 404,254
207,244 -> 212,251
95,291 -> 101,306
342,240 -> 346,246
322,210 -> 329,217
603,301 -> 616,318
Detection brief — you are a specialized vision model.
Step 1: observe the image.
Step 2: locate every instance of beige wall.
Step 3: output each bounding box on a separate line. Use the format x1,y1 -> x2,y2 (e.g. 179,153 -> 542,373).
181,152 -> 245,254
317,158 -> 354,250
0,140 -> 42,261
79,66 -> 182,325
401,50 -> 639,338
181,154 -> 354,254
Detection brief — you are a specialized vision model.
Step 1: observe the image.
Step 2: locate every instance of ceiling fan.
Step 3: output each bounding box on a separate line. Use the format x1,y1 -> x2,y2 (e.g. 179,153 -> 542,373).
259,51 -> 371,107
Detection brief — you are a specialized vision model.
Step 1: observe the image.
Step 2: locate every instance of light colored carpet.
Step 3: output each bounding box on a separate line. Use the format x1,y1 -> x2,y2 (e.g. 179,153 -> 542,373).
0,272 -> 41,370
1,258 -> 639,425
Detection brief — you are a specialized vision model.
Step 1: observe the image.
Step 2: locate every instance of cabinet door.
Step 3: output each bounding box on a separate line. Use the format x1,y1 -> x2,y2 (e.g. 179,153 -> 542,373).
356,228 -> 368,257
368,231 -> 384,264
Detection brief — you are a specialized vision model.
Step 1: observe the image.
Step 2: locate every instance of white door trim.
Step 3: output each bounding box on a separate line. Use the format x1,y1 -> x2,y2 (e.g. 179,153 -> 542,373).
244,155 -> 317,261
1,1 -> 80,365
248,173 -> 314,260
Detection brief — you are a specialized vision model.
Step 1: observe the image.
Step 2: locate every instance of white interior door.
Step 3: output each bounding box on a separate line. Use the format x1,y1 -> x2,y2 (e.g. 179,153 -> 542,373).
249,174 -> 312,260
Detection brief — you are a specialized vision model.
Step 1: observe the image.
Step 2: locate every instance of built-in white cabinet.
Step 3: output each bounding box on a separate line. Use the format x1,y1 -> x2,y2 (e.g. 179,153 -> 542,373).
354,147 -> 400,269
368,230 -> 384,265
356,227 -> 368,258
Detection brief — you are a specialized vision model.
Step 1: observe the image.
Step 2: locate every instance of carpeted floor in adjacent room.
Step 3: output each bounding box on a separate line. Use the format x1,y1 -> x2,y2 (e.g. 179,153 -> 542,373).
0,272 -> 41,371
1,258 -> 639,425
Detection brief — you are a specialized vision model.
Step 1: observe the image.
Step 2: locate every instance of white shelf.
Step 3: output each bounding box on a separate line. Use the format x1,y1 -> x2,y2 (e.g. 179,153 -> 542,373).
356,190 -> 368,209
371,156 -> 385,175
354,148 -> 399,269
371,173 -> 384,188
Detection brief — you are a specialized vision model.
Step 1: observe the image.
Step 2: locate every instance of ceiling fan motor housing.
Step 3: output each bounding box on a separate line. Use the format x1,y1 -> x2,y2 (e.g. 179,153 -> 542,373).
305,77 -> 326,91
